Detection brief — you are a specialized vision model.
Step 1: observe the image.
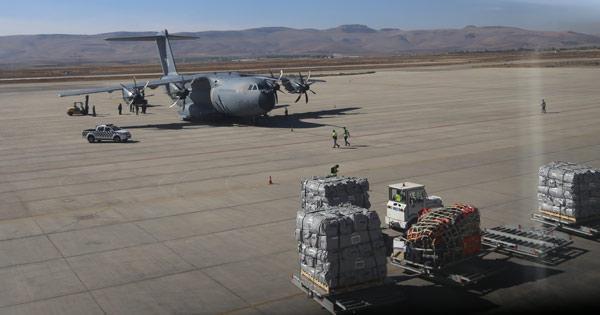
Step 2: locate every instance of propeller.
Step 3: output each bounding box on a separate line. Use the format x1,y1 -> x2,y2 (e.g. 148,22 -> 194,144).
121,77 -> 150,107
263,70 -> 285,103
294,71 -> 317,104
169,78 -> 193,108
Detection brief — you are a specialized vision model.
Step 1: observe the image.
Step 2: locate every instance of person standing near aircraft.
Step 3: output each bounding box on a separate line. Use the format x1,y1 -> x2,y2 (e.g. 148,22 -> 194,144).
330,164 -> 339,176
118,103 -> 122,115
92,105 -> 96,117
332,129 -> 340,148
541,99 -> 547,114
343,127 -> 350,146
135,105 -> 139,115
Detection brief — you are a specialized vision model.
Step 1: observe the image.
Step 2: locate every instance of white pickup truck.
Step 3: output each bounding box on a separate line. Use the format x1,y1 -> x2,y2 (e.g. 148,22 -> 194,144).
82,124 -> 132,143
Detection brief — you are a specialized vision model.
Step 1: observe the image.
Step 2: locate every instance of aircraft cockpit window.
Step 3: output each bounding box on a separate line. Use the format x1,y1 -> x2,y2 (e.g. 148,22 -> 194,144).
252,84 -> 258,90
248,85 -> 253,90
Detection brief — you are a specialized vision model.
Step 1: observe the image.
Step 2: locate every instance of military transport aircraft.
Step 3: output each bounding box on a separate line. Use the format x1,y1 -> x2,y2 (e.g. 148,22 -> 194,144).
58,30 -> 324,121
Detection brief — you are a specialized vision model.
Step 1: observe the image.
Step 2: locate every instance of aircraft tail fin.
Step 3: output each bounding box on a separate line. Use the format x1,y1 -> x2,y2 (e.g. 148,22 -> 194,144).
106,30 -> 196,76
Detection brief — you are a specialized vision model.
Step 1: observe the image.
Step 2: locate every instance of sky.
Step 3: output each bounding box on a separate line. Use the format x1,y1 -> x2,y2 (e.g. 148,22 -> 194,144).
0,0 -> 599,35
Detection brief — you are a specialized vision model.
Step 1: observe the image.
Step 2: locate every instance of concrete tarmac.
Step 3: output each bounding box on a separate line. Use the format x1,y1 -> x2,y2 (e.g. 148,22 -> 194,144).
1,67 -> 599,314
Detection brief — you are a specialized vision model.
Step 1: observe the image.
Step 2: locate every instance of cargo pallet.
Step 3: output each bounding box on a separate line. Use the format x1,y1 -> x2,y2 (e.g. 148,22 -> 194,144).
390,251 -> 507,287
291,272 -> 404,314
531,211 -> 600,238
481,225 -> 573,263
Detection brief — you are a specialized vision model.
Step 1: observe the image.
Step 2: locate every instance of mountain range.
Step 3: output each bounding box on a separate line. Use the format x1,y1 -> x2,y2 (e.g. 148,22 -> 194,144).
1,25 -> 600,67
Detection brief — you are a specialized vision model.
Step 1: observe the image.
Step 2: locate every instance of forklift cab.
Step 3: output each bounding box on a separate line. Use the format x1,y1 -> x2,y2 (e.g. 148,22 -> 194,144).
385,182 -> 428,230
67,102 -> 85,116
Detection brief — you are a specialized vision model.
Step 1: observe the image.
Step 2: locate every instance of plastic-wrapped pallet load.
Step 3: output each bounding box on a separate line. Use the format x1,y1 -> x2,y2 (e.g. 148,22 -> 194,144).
404,204 -> 481,268
538,161 -> 600,221
300,176 -> 370,212
295,206 -> 386,292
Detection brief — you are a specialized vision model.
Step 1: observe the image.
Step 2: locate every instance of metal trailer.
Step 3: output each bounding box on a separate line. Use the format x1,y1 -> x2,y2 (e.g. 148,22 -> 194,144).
391,224 -> 573,286
481,225 -> 573,264
531,212 -> 600,238
390,251 -> 508,287
291,273 -> 404,315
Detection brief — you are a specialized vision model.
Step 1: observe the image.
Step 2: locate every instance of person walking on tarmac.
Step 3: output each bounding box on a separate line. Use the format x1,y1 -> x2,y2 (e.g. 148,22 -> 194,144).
343,127 -> 350,146
92,105 -> 96,117
541,99 -> 547,114
332,129 -> 341,148
142,103 -> 147,114
130,102 -> 134,113
135,105 -> 139,115
118,103 -> 122,115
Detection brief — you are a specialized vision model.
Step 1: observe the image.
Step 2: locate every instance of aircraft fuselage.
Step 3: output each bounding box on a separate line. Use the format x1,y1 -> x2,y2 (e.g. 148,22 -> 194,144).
165,73 -> 276,120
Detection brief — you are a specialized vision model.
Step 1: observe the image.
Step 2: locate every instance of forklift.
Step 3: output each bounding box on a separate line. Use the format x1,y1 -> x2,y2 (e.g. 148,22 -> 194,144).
67,95 -> 89,116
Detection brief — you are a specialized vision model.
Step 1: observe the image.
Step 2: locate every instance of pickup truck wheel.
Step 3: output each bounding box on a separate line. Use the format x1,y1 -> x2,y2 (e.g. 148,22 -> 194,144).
87,135 -> 95,143
121,138 -> 128,143
113,136 -> 121,143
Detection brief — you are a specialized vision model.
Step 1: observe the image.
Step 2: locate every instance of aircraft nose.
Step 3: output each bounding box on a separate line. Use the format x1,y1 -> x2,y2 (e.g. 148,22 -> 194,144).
259,91 -> 276,112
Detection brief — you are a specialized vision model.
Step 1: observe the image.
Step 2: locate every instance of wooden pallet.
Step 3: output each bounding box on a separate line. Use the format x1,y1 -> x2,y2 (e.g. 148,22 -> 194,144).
299,270 -> 383,296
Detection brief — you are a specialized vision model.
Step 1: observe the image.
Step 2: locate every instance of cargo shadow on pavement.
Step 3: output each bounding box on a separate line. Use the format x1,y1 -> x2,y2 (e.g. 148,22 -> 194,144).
120,106 -> 362,130
469,260 -> 563,295
373,282 -> 499,313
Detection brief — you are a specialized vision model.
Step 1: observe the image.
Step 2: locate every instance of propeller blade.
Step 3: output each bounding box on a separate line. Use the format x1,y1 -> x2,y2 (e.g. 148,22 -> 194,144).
279,69 -> 283,80
120,84 -> 133,95
275,91 -> 278,104
309,89 -> 316,95
169,97 -> 180,108
307,70 -> 311,81
143,81 -> 150,90
133,77 -> 137,88
304,91 -> 309,103
295,94 -> 302,103
127,98 -> 135,107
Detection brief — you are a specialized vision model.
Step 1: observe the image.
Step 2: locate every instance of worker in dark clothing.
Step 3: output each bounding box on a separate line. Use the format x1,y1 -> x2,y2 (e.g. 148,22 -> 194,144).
135,105 -> 139,115
84,103 -> 89,115
343,127 -> 350,146
142,103 -> 147,114
330,164 -> 339,176
541,99 -> 546,114
130,102 -> 134,113
332,129 -> 340,148
284,107 -> 288,117
92,105 -> 96,117
118,103 -> 122,115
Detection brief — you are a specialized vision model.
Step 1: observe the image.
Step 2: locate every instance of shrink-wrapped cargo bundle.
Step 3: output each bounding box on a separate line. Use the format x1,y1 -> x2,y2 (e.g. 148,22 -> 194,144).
295,206 -> 386,291
300,176 -> 370,212
404,204 -> 481,268
538,161 -> 600,221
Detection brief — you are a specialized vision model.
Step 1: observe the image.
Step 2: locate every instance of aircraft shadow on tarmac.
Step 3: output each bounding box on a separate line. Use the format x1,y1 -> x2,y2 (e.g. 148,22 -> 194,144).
120,106 -> 362,130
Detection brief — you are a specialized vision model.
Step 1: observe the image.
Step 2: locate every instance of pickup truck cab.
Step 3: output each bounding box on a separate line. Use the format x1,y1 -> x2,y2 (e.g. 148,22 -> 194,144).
82,124 -> 131,143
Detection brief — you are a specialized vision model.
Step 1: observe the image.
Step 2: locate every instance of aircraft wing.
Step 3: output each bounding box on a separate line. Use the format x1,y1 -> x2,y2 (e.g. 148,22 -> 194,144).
58,75 -> 204,97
